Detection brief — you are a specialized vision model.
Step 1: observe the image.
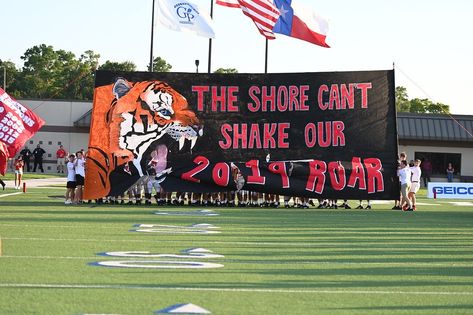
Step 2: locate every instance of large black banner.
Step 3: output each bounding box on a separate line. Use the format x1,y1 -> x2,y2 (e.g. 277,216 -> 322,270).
85,70 -> 398,200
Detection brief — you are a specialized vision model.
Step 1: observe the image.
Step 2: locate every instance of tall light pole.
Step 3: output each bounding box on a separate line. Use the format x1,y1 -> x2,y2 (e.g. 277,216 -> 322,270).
149,0 -> 156,72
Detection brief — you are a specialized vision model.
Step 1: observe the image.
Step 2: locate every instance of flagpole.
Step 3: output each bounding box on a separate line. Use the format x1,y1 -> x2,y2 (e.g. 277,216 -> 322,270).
207,0 -> 214,73
264,38 -> 268,74
149,0 -> 156,72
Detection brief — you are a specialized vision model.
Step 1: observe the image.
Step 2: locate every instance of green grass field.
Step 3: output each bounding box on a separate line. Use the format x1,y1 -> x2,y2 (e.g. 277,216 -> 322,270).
1,187 -> 473,314
1,172 -> 67,181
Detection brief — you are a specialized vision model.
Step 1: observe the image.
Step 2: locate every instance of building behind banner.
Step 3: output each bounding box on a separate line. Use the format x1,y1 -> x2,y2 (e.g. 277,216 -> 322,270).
11,103 -> 473,184
398,112 -> 473,183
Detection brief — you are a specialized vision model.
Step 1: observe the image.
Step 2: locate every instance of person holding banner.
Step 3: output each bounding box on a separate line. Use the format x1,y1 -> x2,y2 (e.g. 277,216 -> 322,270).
74,151 -> 86,204
398,160 -> 413,211
409,159 -> 422,211
65,154 -> 76,205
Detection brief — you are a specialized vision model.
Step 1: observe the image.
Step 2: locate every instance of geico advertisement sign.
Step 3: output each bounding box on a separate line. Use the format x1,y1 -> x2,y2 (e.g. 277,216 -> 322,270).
428,182 -> 473,199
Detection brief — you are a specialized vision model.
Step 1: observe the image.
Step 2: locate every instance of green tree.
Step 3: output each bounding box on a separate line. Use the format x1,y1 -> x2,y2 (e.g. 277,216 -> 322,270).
0,60 -> 20,96
396,86 -> 450,114
65,50 -> 100,100
425,102 -> 450,114
214,68 -> 238,74
147,56 -> 172,72
395,86 -> 410,113
98,60 -> 137,72
409,98 -> 430,113
16,44 -> 73,98
14,44 -> 100,100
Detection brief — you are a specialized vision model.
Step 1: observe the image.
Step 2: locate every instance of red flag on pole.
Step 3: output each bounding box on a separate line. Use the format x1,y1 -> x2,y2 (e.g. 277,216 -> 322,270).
0,88 -> 45,175
216,0 -> 280,39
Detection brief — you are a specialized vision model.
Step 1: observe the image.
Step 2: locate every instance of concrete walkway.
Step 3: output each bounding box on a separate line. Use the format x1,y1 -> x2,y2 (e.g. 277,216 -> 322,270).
2,177 -> 66,189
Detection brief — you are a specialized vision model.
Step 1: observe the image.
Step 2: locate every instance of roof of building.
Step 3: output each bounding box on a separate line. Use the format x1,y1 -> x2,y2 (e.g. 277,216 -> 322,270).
397,113 -> 473,142
74,110 -> 92,127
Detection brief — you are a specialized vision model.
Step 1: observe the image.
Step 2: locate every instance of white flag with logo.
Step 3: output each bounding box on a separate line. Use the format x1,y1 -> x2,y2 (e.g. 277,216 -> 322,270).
157,0 -> 215,38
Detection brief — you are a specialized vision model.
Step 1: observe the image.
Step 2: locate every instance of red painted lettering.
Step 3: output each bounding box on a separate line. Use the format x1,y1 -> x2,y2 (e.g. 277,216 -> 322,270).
247,86 -> 260,112
347,157 -> 366,190
268,162 -> 289,188
328,161 -> 346,191
246,160 -> 265,185
332,121 -> 345,146
340,84 -> 355,109
306,160 -> 327,194
212,162 -> 230,187
364,158 -> 384,193
318,84 -> 329,110
357,83 -> 372,108
192,86 -> 209,111
181,156 -> 210,183
219,124 -> 232,149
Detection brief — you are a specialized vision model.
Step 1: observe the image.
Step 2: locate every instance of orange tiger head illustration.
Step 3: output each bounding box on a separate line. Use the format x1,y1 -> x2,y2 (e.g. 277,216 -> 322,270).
85,78 -> 203,199
109,78 -> 203,167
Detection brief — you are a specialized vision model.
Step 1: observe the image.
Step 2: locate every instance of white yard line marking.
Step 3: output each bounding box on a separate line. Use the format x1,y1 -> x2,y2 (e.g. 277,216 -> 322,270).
2,255 -> 473,267
0,192 -> 23,198
0,283 -> 471,296
1,255 -> 96,260
448,202 -> 473,206
0,224 -> 124,229
3,237 -> 473,247
1,223 -> 472,233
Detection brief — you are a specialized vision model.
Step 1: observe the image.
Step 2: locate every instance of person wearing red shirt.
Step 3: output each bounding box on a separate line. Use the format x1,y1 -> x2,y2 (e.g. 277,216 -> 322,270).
56,145 -> 67,173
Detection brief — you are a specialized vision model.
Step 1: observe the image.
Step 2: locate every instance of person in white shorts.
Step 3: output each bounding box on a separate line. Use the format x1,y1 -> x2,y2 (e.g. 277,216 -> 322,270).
398,160 -> 412,211
74,151 -> 86,204
65,154 -> 76,204
409,159 -> 422,210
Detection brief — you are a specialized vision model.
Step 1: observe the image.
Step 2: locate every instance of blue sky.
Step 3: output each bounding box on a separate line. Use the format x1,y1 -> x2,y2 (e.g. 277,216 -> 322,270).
1,0 -> 472,115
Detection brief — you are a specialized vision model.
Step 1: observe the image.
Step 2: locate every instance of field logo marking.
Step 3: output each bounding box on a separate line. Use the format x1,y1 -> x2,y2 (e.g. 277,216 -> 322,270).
98,249 -> 224,259
155,303 -> 211,314
90,260 -> 224,269
92,248 -> 224,269
131,224 -> 221,234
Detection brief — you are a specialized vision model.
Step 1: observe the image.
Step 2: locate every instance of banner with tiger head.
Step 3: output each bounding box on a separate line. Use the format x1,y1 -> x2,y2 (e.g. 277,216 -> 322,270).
84,70 -> 399,200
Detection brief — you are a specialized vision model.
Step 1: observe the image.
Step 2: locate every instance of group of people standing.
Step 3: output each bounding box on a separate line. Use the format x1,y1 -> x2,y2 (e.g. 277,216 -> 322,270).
393,152 -> 421,211
64,151 -> 86,204
1,144 -> 76,191
19,144 -> 47,173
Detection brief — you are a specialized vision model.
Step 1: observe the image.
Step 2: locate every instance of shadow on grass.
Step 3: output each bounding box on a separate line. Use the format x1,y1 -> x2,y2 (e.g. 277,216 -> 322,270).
238,265 -> 473,278
102,278 -> 473,290
327,304 -> 473,311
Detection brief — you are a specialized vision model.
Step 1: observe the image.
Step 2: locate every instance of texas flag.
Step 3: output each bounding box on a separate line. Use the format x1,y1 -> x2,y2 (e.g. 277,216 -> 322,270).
272,0 -> 330,47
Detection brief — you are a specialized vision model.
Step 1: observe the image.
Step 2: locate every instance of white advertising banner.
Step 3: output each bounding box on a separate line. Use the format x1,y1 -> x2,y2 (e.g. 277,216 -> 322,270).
428,182 -> 473,199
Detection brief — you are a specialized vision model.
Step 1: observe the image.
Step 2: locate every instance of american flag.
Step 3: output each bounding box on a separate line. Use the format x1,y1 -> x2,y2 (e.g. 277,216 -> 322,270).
216,0 -> 281,39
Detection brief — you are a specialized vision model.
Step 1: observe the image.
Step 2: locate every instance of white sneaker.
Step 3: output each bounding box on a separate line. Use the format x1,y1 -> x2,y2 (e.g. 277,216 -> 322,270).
65,200 -> 72,205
